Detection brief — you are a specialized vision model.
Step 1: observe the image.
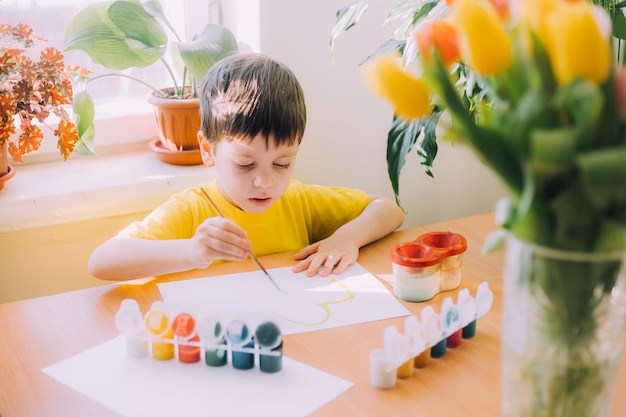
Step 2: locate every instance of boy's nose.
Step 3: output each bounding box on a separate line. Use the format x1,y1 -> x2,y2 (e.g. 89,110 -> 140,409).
253,169 -> 274,188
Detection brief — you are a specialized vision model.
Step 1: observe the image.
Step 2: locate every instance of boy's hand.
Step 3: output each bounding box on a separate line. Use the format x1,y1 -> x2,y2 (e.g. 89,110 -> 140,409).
292,238 -> 359,277
188,217 -> 251,268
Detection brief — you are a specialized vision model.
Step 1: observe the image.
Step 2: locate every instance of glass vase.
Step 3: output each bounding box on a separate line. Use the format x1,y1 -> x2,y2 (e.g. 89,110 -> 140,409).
502,235 -> 626,417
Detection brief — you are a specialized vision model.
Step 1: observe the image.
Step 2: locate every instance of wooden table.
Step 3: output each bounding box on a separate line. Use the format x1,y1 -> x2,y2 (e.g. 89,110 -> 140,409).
2,212 -> 626,416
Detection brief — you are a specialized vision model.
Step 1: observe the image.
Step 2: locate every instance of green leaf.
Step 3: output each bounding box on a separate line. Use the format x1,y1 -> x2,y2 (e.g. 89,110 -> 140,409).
64,0 -> 167,70
509,190 -> 553,247
386,116 -> 422,204
611,7 -> 626,40
431,55 -> 524,194
530,127 -> 578,174
361,39 -> 405,65
595,71 -> 623,147
141,0 -> 183,42
529,31 -> 557,93
577,148 -> 626,187
72,89 -> 96,155
175,24 -> 239,84
386,0 -> 438,38
508,88 -> 549,156
73,131 -> 96,156
576,148 -> 626,210
549,180 -> 598,251
329,0 -> 369,57
595,220 -> 626,251
141,0 -> 165,17
385,0 -> 424,23
551,79 -> 603,145
415,111 -> 441,177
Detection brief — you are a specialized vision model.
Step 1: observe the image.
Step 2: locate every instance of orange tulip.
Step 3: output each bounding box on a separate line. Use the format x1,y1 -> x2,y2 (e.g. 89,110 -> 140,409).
415,20 -> 460,67
363,54 -> 431,120
489,0 -> 510,22
451,0 -> 512,76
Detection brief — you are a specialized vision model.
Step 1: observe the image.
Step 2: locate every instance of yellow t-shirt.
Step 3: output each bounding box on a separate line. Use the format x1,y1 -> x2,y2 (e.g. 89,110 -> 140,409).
117,179 -> 370,256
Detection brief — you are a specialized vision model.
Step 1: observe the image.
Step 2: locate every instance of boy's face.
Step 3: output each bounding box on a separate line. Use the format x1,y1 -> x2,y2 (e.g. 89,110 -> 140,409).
199,132 -> 299,213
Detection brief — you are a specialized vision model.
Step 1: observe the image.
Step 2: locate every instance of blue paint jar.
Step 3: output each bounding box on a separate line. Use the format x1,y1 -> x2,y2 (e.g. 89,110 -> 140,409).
255,321 -> 282,373
232,339 -> 255,370
431,338 -> 447,358
462,320 -> 477,339
227,320 -> 255,370
259,341 -> 283,373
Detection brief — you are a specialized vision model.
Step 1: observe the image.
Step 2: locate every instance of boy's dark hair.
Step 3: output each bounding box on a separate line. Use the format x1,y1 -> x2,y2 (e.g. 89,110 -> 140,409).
199,53 -> 306,147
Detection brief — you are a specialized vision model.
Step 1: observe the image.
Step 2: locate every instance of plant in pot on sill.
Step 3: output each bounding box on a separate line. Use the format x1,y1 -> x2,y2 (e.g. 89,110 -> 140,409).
0,23 -> 92,190
64,0 -> 239,166
332,0 -> 626,416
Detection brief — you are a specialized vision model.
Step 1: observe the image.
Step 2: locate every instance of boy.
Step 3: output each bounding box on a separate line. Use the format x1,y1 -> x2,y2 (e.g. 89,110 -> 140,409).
88,53 -> 405,281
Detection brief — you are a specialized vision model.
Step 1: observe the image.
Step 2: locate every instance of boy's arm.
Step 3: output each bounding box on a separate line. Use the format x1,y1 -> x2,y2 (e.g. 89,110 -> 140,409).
88,217 -> 251,281
292,195 -> 405,277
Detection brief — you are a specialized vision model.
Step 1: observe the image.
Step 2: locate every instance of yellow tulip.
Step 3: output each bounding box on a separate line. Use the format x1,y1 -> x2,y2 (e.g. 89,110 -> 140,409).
515,0 -> 560,59
451,0 -> 512,76
518,0 -> 560,37
362,54 -> 431,120
544,2 -> 610,85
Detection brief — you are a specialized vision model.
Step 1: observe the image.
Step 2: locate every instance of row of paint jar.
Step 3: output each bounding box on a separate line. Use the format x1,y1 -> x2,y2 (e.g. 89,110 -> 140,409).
370,319 -> 478,389
369,283 -> 494,389
389,232 -> 468,302
115,299 -> 283,373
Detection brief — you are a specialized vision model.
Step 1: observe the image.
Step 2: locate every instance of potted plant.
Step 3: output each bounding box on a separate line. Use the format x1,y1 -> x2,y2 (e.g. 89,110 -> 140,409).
329,0 -> 626,207
64,0 -> 239,165
0,23 -> 91,190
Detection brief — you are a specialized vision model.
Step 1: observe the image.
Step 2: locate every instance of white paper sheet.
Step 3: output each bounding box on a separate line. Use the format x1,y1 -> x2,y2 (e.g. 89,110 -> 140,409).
157,263 -> 411,335
43,336 -> 353,417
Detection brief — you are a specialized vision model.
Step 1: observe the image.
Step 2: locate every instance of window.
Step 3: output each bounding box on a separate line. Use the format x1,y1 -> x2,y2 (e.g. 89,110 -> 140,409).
0,0 -> 259,162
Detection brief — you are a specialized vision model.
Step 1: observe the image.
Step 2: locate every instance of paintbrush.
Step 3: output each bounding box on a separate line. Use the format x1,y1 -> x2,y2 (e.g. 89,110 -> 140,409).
200,187 -> 286,294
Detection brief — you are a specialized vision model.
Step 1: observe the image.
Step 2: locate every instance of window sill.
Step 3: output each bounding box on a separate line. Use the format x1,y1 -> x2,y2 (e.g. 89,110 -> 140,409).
0,145 -> 214,233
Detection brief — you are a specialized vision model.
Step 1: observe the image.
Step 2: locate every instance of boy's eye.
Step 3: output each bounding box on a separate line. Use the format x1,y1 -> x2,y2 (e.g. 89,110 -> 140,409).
235,161 -> 291,169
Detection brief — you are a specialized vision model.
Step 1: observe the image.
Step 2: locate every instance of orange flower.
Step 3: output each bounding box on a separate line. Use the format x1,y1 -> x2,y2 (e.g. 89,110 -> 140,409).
363,54 -> 431,120
489,0 -> 510,21
415,20 -> 460,67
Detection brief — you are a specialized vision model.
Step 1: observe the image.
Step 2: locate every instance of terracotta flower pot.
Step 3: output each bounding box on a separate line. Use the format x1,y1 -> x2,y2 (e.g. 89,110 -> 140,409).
0,141 -> 16,191
146,88 -> 203,166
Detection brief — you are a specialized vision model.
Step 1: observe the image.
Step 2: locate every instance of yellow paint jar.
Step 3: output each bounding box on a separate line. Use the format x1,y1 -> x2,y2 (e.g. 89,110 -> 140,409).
414,348 -> 431,368
397,357 -> 414,378
145,302 -> 174,360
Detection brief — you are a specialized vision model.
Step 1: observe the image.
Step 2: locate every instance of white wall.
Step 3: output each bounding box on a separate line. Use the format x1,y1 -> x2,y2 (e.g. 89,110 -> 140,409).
257,0 -> 503,229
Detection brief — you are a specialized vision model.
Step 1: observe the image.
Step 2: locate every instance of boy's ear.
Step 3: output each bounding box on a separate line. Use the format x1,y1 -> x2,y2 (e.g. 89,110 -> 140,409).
197,131 -> 215,167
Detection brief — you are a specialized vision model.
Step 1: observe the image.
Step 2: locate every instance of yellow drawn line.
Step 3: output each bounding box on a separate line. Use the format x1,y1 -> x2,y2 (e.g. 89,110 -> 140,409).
280,279 -> 355,326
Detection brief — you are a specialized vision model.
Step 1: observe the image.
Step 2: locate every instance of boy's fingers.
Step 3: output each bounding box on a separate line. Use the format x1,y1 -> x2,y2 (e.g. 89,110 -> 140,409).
293,242 -> 319,260
291,258 -> 311,273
